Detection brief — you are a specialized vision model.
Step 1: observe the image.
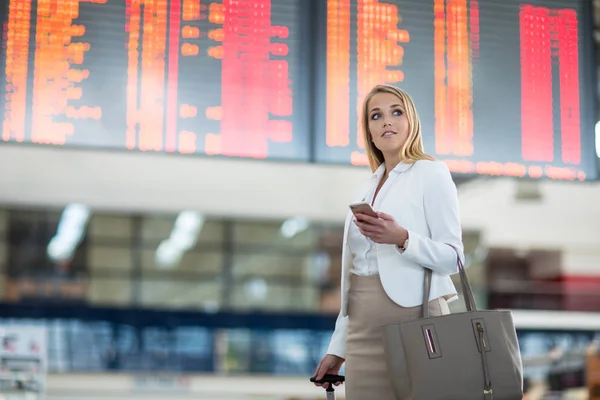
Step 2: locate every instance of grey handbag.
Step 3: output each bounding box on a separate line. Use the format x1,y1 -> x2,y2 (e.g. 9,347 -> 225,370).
382,248 -> 524,400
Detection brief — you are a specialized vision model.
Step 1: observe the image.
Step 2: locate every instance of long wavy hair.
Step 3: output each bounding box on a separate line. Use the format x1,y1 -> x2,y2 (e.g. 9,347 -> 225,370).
361,84 -> 434,172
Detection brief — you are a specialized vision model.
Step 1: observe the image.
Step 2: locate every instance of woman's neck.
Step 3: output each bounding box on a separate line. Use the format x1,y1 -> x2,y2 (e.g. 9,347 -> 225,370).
383,155 -> 401,175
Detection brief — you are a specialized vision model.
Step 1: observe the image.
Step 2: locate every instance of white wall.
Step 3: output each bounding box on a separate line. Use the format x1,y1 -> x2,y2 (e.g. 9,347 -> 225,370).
1,145 -> 599,274
0,145 -> 367,222
458,178 -> 600,248
457,177 -> 600,274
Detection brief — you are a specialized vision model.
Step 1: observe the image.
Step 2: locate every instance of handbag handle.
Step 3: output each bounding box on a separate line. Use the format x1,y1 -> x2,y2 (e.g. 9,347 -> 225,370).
422,244 -> 477,318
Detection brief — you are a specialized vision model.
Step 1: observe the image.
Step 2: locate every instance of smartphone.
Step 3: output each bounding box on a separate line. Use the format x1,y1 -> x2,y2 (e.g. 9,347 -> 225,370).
349,201 -> 378,218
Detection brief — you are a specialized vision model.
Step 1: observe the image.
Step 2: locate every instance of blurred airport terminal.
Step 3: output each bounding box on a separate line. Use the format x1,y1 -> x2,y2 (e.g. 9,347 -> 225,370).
1,0 -> 600,399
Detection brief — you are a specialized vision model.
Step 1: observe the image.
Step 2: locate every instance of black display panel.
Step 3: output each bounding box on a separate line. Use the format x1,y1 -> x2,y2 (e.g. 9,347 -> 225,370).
314,0 -> 597,181
0,0 -> 310,160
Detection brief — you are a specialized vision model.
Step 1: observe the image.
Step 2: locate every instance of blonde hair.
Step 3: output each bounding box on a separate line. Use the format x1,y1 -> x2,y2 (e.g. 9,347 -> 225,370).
361,84 -> 434,172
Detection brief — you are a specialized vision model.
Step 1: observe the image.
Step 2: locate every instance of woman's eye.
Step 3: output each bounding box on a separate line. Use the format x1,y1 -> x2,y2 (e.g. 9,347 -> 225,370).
371,113 -> 380,120
393,109 -> 403,116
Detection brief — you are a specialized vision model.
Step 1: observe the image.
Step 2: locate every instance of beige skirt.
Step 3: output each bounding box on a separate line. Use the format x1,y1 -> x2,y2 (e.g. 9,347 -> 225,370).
345,274 -> 450,400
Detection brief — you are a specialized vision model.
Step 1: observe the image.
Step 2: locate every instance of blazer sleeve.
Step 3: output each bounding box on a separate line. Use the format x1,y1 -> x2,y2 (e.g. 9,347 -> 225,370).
395,161 -> 464,275
326,311 -> 349,359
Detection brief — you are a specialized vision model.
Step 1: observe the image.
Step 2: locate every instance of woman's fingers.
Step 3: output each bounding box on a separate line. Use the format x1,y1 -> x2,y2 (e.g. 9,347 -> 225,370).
356,220 -> 382,236
355,213 -> 381,224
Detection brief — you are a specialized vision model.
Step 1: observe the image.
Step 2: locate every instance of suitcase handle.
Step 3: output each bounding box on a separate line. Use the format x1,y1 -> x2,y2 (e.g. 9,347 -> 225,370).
310,374 -> 345,392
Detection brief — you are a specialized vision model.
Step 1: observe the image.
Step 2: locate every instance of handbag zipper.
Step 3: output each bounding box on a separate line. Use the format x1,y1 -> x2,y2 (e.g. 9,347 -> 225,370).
476,323 -> 494,399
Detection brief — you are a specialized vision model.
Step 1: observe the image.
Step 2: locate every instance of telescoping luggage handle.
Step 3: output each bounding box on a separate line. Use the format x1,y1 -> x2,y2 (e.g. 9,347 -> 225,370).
310,374 -> 345,399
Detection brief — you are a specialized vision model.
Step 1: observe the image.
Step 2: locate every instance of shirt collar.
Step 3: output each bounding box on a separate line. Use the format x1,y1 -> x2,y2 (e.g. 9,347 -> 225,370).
371,161 -> 412,179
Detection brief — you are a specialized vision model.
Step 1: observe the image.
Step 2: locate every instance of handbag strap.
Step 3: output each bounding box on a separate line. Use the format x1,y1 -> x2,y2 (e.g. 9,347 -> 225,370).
422,244 -> 478,318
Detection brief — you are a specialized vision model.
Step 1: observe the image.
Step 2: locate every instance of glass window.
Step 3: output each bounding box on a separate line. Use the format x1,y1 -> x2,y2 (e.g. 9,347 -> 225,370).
233,220 -> 316,249
140,215 -> 175,243
141,215 -> 224,247
0,206 -> 349,313
88,246 -> 132,272
88,215 -> 133,243
230,282 -> 319,311
0,240 -> 6,269
140,248 -> 223,274
0,210 -> 7,234
232,253 -> 313,279
84,215 -> 135,305
88,277 -> 132,306
227,222 -> 344,312
6,209 -> 88,282
229,250 -> 324,312
139,279 -> 222,310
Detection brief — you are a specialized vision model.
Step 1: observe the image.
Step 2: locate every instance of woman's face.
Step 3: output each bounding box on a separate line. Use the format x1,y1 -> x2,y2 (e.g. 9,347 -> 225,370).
367,92 -> 410,157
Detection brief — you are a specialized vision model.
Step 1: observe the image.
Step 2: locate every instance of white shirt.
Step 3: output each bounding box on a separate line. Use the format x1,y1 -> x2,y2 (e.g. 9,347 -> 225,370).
348,163 -> 414,276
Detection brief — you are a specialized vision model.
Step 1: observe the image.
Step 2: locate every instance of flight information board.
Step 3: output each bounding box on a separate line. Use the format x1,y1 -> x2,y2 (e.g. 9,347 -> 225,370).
0,0 -> 597,181
0,0 -> 310,160
315,0 -> 597,180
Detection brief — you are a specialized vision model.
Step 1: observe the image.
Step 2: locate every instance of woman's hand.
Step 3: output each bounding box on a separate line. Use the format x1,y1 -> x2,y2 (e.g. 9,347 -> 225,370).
313,354 -> 345,389
354,212 -> 408,246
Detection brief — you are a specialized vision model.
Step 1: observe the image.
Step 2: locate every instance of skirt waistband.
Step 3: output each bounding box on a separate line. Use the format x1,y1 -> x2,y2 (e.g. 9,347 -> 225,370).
349,274 -> 382,291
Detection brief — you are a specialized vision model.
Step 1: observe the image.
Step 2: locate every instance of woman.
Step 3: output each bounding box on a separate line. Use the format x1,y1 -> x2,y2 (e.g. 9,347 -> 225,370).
313,84 -> 464,399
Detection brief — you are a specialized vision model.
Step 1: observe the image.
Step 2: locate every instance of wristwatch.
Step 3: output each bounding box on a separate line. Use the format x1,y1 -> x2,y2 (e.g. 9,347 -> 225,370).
399,238 -> 409,252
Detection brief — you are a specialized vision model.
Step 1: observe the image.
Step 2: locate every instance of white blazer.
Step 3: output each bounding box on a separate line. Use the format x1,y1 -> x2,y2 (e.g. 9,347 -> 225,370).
326,159 -> 465,358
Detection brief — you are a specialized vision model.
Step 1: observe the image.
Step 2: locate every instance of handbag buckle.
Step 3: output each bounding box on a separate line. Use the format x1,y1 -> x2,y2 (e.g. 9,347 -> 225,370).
483,387 -> 493,400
